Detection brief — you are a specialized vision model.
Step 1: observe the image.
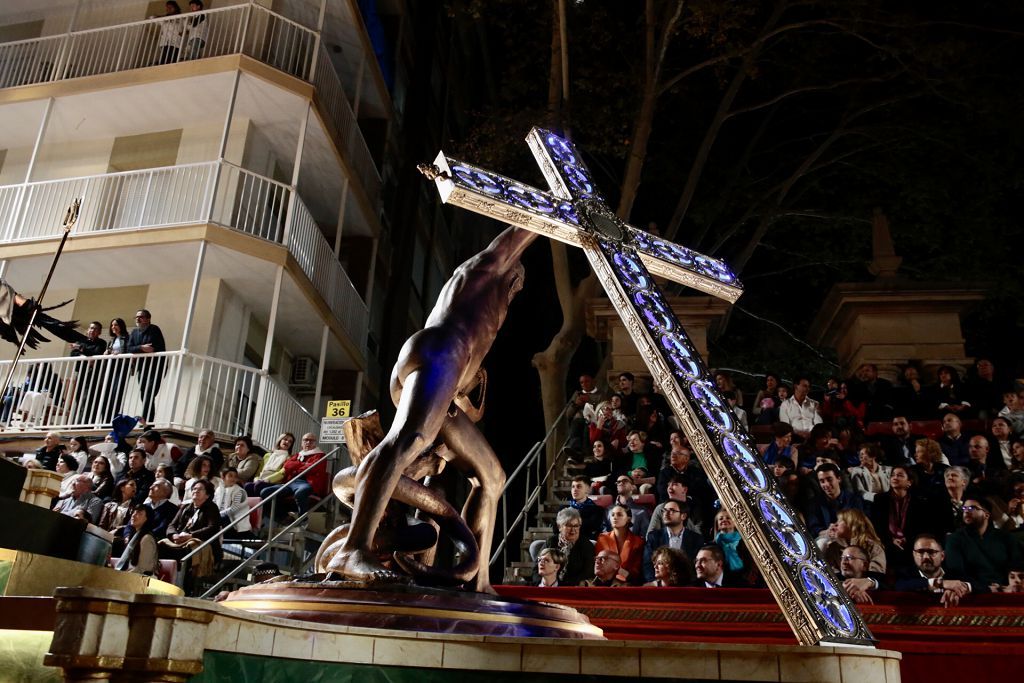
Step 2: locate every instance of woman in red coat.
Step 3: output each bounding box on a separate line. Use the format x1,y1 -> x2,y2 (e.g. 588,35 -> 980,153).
595,503 -> 645,584
259,433 -> 328,517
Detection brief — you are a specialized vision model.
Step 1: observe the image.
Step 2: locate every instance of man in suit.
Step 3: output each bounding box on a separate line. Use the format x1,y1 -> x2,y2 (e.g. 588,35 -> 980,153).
643,500 -> 702,582
893,533 -> 972,606
691,544 -> 747,588
127,309 -> 166,422
880,416 -> 923,467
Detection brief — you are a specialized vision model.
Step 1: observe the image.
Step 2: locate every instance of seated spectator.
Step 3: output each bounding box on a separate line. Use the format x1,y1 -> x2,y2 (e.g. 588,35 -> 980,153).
98,479 -> 137,546
259,433 -> 328,519
911,438 -> 949,501
712,509 -> 759,587
933,466 -> 973,538
714,371 -> 744,409
542,507 -> 594,586
615,372 -> 643,423
880,416 -> 923,467
803,424 -> 847,471
145,478 -> 177,540
803,463 -> 865,537
137,430 -> 182,472
596,503 -> 645,584
820,381 -> 866,429
587,401 -> 627,452
772,458 -> 801,506
848,443 -> 891,504
153,464 -> 180,504
990,417 -> 1016,471
966,434 -> 1003,492
623,430 -> 660,483
645,546 -> 694,587
53,474 -> 103,523
89,455 -> 116,500
1010,440 -> 1024,476
870,465 -> 931,572
937,413 -> 970,467
565,373 -> 602,457
1005,476 -> 1024,532
226,435 -> 262,484
752,373 -> 782,425
817,508 -> 886,576
895,366 -> 930,420
780,376 -> 821,440
726,392 -> 749,431
965,358 -> 1004,419
929,365 -> 973,418
558,476 -> 604,541
183,454 -> 221,496
535,547 -> 565,587
691,544 -> 746,588
893,533 -> 971,607
34,431 -> 64,471
65,436 -> 91,473
603,475 -> 650,536
838,544 -> 878,605
158,479 -> 222,576
847,363 -> 894,423
114,506 -> 159,575
635,395 -> 669,452
55,454 -> 78,498
175,428 -> 224,482
213,468 -> 251,535
644,500 -> 702,582
580,550 -> 626,587
656,434 -> 699,502
945,497 -> 1021,592
998,388 -> 1024,434
1001,562 -> 1024,594
762,422 -> 798,468
648,474 -> 705,537
245,432 -> 295,497
583,438 -> 624,495
117,449 -> 155,506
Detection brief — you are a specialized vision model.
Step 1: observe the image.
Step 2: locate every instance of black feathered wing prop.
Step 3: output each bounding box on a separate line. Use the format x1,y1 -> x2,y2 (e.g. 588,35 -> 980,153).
0,279 -> 88,351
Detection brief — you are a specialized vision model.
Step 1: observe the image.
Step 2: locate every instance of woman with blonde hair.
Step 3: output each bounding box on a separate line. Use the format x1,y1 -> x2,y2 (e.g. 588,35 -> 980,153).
818,508 -> 886,575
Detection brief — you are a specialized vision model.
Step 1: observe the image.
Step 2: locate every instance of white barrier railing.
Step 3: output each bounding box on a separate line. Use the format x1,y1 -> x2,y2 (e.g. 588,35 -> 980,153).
0,351 -> 315,449
0,162 -> 367,350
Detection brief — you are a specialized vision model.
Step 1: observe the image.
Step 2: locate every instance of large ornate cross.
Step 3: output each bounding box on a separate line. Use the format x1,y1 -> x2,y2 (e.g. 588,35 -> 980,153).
422,128 -> 874,647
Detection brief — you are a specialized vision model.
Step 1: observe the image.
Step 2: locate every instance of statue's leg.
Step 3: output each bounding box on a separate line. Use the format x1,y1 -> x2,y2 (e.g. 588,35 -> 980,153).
329,361 -> 460,582
439,412 -> 506,593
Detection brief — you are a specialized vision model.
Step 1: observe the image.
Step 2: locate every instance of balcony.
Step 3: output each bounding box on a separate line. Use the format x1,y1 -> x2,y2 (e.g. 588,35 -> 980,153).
0,160 -> 368,358
0,3 -> 380,208
0,351 -> 319,449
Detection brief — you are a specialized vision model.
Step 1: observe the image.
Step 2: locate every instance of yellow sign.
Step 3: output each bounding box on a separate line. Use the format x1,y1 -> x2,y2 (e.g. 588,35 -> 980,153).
326,400 -> 351,418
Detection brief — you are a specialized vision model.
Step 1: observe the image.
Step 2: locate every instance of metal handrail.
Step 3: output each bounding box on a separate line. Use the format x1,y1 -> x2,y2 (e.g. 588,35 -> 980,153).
489,402 -> 573,570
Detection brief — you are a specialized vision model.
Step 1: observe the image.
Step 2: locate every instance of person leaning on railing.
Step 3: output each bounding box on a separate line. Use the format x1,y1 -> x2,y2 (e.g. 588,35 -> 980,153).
259,433 -> 327,520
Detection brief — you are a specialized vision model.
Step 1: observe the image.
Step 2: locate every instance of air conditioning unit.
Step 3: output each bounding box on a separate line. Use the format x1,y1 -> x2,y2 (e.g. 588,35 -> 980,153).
290,356 -> 319,388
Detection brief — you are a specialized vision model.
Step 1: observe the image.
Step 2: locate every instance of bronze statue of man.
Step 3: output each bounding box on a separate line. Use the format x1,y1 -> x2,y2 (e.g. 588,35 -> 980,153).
327,225 -> 538,593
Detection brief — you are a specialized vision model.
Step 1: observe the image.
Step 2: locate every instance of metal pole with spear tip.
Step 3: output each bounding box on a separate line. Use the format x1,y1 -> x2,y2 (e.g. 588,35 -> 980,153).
0,199 -> 82,401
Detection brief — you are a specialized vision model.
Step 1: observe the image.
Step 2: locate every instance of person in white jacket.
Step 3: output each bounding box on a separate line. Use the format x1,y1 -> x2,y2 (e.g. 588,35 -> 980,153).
213,467 -> 251,534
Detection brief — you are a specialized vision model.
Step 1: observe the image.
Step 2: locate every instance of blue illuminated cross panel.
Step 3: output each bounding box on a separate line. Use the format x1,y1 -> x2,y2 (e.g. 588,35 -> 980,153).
423,127 -> 873,647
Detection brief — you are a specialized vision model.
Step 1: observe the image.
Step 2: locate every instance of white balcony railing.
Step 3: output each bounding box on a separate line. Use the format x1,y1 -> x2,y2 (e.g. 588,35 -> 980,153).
0,351 -> 318,449
0,161 -> 368,355
0,4 -> 380,203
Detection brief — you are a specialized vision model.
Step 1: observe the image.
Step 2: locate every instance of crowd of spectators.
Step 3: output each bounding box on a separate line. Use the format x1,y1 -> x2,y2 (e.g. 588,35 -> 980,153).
16,425 -> 328,586
548,362 -> 1024,604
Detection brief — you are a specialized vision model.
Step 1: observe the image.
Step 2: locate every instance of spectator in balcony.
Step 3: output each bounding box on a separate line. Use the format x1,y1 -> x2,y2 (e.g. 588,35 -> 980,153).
565,373 -> 601,458
103,318 -> 130,420
65,436 -> 92,473
691,544 -> 746,588
714,371 -> 744,412
752,373 -> 782,425
871,465 -> 931,572
966,358 -> 1004,419
804,463 -> 865,537
892,533 -> 972,606
137,430 -> 181,472
557,476 -> 604,542
934,466 -> 973,538
820,381 -> 866,430
53,474 -> 103,524
535,548 -> 565,587
938,413 -> 970,467
713,509 -> 760,587
644,500 -> 702,583
145,479 -> 177,540
930,365 -> 973,418
115,506 -> 159,575
645,547 -> 694,587
260,433 -> 327,519
880,415 -> 923,467
214,468 -> 251,536
999,388 -> 1024,434
966,435 -> 1004,492
69,321 -> 107,422
635,395 -> 669,453
895,366 -> 930,420
176,429 -> 224,484
156,2 -> 184,65
817,508 -> 886,577
838,545 -> 878,605
911,438 -> 950,500
55,454 -> 78,498
849,443 -> 891,504
127,309 -> 166,423
624,430 -> 659,484
183,454 -> 221,495
246,432 -> 295,497
596,503 -> 644,584
945,497 -> 1021,592
580,550 -> 626,587
726,392 -> 749,432
89,455 -> 115,501
98,479 -> 137,545
34,431 -> 64,471
184,0 -> 208,60
656,436 -> 698,503
587,401 -> 627,454
990,417 -> 1016,471
780,376 -> 821,440
226,435 -> 262,484
615,372 -> 643,423
541,507 -> 594,586
583,437 -> 624,495
762,421 -> 798,469
648,474 -> 705,538
602,475 -> 650,536
847,363 -> 895,424
158,479 -> 222,576
117,449 -> 155,506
